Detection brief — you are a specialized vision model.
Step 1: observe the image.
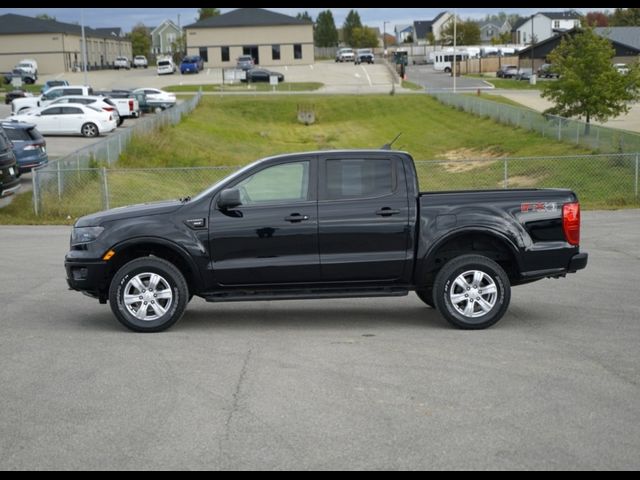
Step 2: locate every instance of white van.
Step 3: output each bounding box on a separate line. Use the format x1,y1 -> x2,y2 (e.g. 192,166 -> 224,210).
16,59 -> 38,76
157,58 -> 176,76
432,50 -> 470,73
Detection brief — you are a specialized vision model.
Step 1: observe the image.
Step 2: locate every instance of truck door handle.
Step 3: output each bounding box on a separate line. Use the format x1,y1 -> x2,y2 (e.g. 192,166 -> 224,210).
285,214 -> 310,223
376,208 -> 401,217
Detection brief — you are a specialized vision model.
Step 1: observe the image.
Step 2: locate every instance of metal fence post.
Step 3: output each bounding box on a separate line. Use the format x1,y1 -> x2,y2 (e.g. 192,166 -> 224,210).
101,167 -> 110,211
32,169 -> 40,216
57,161 -> 62,199
504,158 -> 509,189
635,153 -> 640,199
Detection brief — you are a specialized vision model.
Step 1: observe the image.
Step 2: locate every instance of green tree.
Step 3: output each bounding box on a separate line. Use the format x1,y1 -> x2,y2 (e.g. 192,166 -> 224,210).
351,27 -> 380,49
197,8 -> 221,21
609,8 -> 640,26
296,11 -> 313,22
35,13 -> 56,21
441,18 -> 481,46
542,27 -> 640,133
315,10 -> 338,48
343,10 -> 362,47
129,23 -> 151,58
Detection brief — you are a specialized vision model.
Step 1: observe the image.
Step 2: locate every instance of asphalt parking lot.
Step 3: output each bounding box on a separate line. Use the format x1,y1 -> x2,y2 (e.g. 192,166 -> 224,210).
0,210 -> 638,470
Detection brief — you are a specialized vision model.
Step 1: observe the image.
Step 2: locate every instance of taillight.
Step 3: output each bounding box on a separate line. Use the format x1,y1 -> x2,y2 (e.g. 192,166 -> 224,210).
103,107 -> 115,112
129,100 -> 134,112
563,203 -> 580,246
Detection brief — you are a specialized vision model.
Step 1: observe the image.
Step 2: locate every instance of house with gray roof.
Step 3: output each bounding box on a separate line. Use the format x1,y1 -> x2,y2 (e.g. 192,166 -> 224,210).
0,13 -> 131,73
513,11 -> 581,45
184,8 -> 314,67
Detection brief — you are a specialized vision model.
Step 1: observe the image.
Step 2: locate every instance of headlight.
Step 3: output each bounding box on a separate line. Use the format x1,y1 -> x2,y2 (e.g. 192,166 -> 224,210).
71,226 -> 105,246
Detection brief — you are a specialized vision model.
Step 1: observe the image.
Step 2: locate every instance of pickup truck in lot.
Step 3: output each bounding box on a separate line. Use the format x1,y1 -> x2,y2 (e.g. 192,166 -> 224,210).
11,85 -> 94,114
65,150 -> 588,332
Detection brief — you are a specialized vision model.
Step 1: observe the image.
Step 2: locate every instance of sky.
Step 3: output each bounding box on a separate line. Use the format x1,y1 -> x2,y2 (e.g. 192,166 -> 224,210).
0,7 -> 608,33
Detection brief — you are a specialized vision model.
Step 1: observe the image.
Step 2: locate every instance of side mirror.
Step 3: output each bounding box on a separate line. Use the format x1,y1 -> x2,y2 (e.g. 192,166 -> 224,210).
218,188 -> 242,210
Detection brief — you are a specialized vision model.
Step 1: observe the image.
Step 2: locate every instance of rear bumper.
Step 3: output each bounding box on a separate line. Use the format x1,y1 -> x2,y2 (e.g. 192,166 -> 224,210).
568,252 -> 588,273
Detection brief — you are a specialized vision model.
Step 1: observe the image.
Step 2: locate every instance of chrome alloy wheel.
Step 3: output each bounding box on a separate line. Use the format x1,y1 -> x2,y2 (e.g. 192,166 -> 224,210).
449,270 -> 498,319
123,273 -> 173,322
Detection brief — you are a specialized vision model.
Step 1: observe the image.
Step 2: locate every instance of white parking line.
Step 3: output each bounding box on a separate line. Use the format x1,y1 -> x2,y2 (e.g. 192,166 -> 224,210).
361,65 -> 373,87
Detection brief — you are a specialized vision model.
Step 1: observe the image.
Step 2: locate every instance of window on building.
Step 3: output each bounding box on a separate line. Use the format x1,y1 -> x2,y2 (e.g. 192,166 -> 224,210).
294,44 -> 303,60
220,47 -> 230,62
272,45 -> 281,61
554,20 -> 560,29
199,47 -> 209,63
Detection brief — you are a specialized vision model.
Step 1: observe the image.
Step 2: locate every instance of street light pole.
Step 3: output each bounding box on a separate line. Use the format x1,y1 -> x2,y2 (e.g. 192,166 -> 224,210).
453,11 -> 457,93
81,8 -> 88,85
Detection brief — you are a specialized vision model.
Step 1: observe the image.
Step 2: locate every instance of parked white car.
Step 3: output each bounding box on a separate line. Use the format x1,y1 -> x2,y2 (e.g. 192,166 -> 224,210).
10,103 -> 117,138
133,56 -> 149,69
335,48 -> 355,62
157,58 -> 176,75
48,96 -> 122,126
114,56 -> 131,70
132,88 -> 177,105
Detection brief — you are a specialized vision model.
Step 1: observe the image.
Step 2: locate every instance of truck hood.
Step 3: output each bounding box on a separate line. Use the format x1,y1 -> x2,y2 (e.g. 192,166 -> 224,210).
75,200 -> 184,227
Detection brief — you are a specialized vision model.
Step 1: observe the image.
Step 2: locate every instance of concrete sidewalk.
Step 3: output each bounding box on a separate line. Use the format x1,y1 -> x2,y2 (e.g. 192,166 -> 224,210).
493,89 -> 640,134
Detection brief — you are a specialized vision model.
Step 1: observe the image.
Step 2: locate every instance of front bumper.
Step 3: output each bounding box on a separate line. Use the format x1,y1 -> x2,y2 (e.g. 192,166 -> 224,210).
65,257 -> 110,299
1,182 -> 21,198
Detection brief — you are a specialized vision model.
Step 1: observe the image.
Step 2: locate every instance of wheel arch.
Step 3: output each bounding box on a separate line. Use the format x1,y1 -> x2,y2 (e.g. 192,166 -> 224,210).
416,228 -> 522,288
105,237 -> 202,297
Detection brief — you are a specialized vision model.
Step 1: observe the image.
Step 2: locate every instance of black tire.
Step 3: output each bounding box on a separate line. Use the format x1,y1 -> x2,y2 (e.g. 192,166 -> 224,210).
81,122 -> 99,138
109,257 -> 189,333
433,255 -> 511,330
415,289 -> 434,308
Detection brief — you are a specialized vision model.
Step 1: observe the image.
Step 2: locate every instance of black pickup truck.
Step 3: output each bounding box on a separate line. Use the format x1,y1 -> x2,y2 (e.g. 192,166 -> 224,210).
65,150 -> 588,332
0,125 -> 21,198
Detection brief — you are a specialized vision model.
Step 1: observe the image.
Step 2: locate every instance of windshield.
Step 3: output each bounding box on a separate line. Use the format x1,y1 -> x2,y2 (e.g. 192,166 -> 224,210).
158,61 -> 170,67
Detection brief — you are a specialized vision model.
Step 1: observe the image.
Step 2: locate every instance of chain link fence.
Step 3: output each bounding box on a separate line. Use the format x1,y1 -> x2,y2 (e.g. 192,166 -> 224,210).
431,92 -> 640,154
32,92 -> 202,215
32,153 -> 639,218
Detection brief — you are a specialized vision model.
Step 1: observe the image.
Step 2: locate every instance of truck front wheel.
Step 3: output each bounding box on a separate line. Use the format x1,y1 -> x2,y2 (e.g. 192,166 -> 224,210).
109,257 -> 189,333
433,255 -> 511,330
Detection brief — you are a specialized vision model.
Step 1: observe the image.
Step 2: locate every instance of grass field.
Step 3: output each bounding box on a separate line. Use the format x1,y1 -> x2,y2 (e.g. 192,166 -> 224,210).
2,93 -> 637,225
118,95 -> 591,168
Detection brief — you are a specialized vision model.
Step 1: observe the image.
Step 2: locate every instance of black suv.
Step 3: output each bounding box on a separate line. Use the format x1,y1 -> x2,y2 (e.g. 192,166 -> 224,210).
0,126 -> 20,198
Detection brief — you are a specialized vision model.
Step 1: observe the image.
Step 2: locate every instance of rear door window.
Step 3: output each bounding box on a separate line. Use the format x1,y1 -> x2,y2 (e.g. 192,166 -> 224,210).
324,159 -> 394,200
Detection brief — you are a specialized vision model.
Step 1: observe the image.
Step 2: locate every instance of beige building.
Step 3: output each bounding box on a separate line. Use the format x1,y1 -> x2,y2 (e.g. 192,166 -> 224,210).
0,14 -> 131,74
185,8 -> 314,68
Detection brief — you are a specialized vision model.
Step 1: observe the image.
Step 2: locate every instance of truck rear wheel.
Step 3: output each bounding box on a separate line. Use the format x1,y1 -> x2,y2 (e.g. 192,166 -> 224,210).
109,257 -> 189,333
433,255 -> 511,330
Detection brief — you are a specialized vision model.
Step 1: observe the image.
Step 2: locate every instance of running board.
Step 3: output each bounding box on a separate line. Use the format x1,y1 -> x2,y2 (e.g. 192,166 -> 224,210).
202,287 -> 409,303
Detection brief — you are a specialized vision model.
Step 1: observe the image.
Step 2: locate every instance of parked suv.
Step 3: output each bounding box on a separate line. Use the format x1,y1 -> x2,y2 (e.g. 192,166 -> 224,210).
180,56 -> 204,74
114,57 -> 131,70
537,63 -> 559,79
355,49 -> 375,64
236,55 -> 255,71
336,48 -> 355,62
496,64 -> 518,78
133,56 -> 148,69
1,121 -> 48,175
0,125 -> 21,198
